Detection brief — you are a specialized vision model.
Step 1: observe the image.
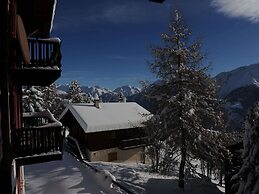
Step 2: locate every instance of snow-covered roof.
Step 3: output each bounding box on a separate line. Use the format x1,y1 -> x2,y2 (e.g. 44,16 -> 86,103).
59,102 -> 151,133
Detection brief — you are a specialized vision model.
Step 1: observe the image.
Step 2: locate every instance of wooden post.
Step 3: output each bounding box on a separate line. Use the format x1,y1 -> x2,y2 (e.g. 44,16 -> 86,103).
0,0 -> 18,193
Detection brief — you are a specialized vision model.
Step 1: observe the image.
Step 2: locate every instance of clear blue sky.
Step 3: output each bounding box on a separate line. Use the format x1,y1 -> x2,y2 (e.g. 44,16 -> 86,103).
52,0 -> 259,89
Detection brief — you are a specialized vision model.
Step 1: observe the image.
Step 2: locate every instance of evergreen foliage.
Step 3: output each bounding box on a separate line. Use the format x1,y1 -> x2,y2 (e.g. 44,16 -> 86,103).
41,84 -> 64,118
22,86 -> 44,112
233,102 -> 259,194
67,80 -> 85,103
147,9 -> 228,189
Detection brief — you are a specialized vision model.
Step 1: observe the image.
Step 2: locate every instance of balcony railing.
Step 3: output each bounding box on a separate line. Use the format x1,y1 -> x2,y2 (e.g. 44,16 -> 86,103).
12,126 -> 64,158
119,137 -> 147,150
26,38 -> 61,68
15,37 -> 62,86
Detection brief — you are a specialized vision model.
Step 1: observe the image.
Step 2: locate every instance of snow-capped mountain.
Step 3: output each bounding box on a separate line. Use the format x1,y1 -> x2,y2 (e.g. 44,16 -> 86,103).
56,84 -> 141,102
81,85 -> 113,97
215,63 -> 259,97
223,85 -> 259,131
113,85 -> 141,97
214,63 -> 259,130
56,84 -> 70,93
56,62 -> 259,131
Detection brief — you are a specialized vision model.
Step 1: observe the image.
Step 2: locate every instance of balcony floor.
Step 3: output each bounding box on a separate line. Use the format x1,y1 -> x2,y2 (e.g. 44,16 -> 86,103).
24,152 -> 120,194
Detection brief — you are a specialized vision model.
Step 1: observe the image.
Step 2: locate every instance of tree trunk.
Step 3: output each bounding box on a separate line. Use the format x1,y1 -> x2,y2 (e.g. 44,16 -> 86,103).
179,142 -> 187,189
155,148 -> 159,172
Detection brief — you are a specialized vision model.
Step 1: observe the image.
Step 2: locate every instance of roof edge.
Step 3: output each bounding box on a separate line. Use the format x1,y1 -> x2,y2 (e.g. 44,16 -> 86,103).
59,104 -> 88,132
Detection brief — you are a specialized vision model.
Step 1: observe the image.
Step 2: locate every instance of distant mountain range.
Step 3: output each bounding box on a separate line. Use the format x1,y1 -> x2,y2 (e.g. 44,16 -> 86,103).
57,63 -> 259,131
215,63 -> 259,98
57,84 -> 141,102
215,63 -> 259,131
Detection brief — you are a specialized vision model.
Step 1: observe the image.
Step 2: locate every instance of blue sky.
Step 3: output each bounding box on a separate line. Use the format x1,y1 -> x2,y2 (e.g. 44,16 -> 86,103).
52,0 -> 259,89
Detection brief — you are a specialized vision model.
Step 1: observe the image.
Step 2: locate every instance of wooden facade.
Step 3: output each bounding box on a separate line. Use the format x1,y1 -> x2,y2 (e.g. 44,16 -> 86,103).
0,0 -> 62,193
61,109 -> 147,162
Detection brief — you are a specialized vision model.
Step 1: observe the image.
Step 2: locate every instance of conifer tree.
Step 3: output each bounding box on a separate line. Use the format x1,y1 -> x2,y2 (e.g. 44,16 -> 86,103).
41,84 -> 58,110
67,80 -> 84,103
22,86 -> 44,112
41,84 -> 64,118
148,9 -> 227,189
233,102 -> 259,194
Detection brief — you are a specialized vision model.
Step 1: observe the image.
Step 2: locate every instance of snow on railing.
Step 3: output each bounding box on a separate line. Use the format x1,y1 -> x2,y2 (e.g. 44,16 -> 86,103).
19,38 -> 61,69
66,136 -> 89,160
65,150 -> 135,194
12,126 -> 64,158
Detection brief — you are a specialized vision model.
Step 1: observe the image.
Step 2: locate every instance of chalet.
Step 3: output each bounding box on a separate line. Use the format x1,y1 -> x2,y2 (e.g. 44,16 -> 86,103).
0,0 -> 63,193
59,100 -> 151,163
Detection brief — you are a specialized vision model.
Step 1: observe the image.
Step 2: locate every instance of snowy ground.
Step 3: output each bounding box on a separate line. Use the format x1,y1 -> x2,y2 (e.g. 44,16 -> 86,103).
25,152 -> 225,194
90,161 -> 225,194
24,152 -> 125,194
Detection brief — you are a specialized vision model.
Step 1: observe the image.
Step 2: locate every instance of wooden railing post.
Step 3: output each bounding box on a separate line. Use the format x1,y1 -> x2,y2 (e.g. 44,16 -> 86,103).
22,38 -> 61,68
12,127 -> 63,158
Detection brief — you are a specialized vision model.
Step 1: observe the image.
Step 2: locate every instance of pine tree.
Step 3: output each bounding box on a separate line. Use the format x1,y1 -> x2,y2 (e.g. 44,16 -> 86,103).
41,84 -> 64,118
41,84 -> 57,111
233,102 -> 259,194
67,80 -> 84,103
148,9 -> 227,189
22,86 -> 44,112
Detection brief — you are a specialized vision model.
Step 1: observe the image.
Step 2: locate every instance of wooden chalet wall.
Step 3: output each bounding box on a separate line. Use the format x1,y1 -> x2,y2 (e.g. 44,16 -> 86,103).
85,128 -> 144,151
61,110 -> 86,143
61,109 -> 145,151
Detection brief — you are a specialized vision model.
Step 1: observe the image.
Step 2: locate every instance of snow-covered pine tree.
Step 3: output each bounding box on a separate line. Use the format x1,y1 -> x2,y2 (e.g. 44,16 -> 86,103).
41,84 -> 57,111
233,102 -> 259,194
41,84 -> 64,118
67,80 -> 84,103
22,86 -> 44,112
148,9 -> 227,189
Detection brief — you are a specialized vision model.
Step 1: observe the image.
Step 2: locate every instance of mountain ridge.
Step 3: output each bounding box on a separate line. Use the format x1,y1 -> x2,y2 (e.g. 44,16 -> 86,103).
215,63 -> 259,97
57,84 -> 141,102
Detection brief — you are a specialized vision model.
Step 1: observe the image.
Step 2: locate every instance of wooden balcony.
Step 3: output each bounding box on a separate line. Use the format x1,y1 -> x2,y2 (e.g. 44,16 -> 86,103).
12,126 -> 64,165
119,137 -> 147,150
15,38 -> 62,86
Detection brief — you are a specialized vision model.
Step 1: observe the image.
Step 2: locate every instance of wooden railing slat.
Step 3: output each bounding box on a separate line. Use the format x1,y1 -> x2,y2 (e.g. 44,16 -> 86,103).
12,127 -> 63,158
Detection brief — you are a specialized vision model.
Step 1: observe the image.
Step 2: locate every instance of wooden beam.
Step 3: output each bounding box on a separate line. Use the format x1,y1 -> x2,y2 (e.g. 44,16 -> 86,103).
0,0 -> 15,193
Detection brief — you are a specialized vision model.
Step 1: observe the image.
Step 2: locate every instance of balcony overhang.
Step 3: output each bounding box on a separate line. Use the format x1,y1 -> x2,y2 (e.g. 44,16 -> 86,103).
17,0 -> 57,38
14,68 -> 61,86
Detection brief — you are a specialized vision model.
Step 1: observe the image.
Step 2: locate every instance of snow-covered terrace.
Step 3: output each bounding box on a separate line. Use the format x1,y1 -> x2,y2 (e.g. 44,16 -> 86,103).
25,152 -> 224,194
25,152 -> 125,194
